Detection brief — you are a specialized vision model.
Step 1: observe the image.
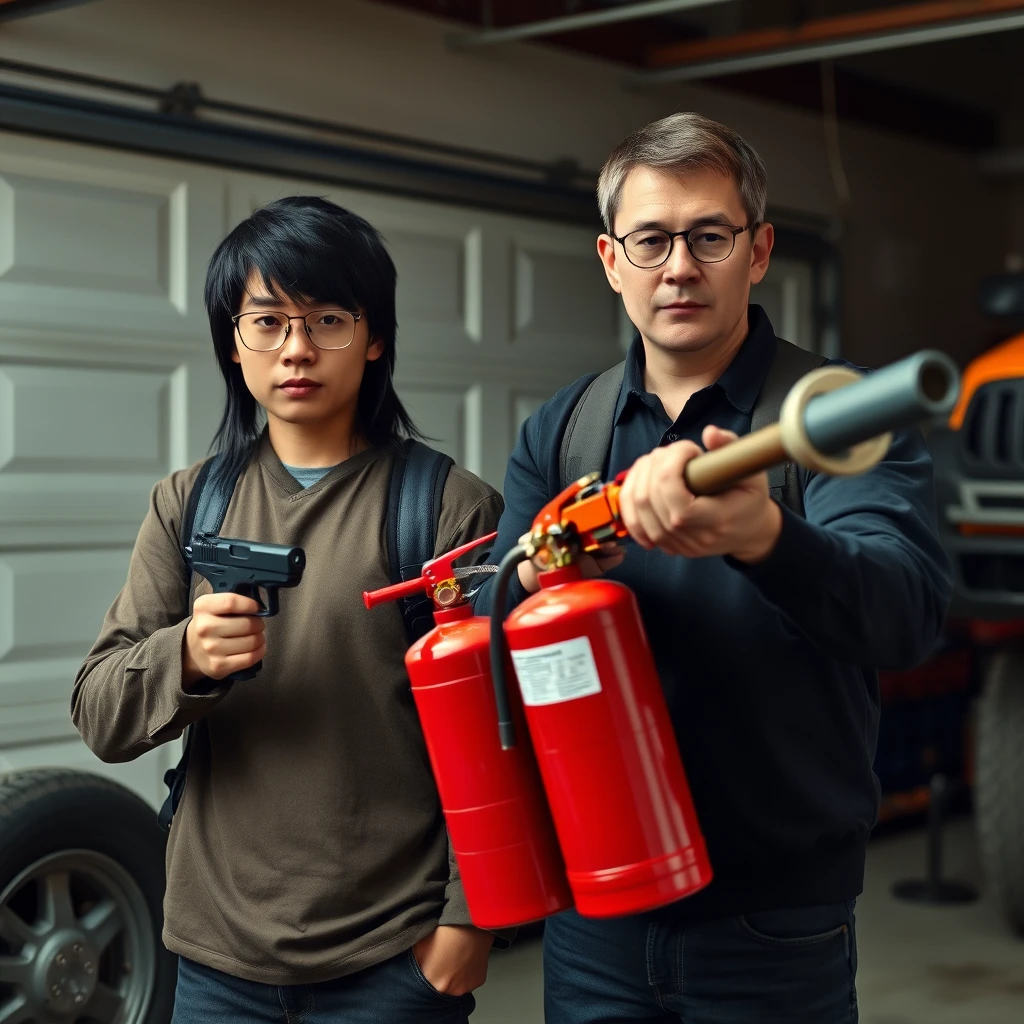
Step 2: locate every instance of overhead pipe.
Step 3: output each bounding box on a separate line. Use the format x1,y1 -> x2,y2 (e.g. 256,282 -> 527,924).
628,0 -> 1024,85
0,56 -> 597,189
448,0 -> 733,49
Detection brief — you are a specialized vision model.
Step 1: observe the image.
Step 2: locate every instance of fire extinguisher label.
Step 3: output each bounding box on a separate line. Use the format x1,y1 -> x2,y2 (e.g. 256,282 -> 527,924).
510,637 -> 602,706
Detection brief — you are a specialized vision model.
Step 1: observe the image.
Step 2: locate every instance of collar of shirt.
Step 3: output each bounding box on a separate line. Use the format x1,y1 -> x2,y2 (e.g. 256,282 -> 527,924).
614,304 -> 778,429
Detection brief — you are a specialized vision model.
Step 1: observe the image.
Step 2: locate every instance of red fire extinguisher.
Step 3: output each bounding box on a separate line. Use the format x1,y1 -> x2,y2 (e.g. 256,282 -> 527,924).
364,532 -> 573,929
488,480 -> 713,919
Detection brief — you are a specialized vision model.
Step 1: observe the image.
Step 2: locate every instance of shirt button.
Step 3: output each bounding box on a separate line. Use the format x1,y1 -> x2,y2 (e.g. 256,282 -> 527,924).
667,433 -> 678,442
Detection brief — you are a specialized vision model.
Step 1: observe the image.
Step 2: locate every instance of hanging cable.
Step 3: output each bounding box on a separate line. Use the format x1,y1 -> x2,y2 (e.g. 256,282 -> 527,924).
820,59 -> 852,209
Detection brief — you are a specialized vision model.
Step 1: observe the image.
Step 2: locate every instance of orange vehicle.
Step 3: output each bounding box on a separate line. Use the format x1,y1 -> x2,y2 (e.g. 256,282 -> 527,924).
929,322 -> 1024,934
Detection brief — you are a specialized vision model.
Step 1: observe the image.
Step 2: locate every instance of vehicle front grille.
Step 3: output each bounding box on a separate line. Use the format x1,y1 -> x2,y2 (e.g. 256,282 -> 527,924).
960,378 -> 1024,479
960,553 -> 1024,594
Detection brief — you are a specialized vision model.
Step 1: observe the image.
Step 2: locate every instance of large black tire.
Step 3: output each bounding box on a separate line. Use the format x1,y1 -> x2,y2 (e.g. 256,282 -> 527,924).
0,768 -> 176,1023
976,651 -> 1024,936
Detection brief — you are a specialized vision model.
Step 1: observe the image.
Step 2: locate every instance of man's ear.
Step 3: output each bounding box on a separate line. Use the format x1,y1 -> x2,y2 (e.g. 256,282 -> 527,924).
366,336 -> 384,362
749,222 -> 774,286
597,234 -> 623,295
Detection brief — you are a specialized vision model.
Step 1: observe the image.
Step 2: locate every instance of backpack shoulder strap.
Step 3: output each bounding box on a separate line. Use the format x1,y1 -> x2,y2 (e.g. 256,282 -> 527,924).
559,362 -> 626,491
752,338 -> 828,517
159,452 -> 243,832
186,456 -> 239,556
179,455 -> 216,574
388,439 -> 455,646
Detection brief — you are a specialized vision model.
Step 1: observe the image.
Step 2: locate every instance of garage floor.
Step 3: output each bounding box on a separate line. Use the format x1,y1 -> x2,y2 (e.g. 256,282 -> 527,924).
473,817 -> 1024,1023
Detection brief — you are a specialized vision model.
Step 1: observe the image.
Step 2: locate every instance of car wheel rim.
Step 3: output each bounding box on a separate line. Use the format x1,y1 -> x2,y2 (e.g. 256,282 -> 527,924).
0,849 -> 154,1023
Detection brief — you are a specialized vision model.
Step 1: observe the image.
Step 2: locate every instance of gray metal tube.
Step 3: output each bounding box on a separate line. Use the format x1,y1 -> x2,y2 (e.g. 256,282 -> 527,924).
449,0 -> 732,48
626,9 -> 1024,86
804,350 -> 960,455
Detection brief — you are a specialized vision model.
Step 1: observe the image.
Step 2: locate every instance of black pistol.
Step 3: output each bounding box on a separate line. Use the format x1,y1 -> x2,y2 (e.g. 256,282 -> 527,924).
187,532 -> 306,681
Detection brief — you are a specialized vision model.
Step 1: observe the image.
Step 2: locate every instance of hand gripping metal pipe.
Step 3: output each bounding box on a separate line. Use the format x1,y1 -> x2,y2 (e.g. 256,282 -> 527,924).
491,347 -> 961,745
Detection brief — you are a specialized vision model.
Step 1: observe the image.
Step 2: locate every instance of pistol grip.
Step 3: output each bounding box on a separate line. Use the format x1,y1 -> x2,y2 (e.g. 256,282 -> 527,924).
226,584 -> 270,681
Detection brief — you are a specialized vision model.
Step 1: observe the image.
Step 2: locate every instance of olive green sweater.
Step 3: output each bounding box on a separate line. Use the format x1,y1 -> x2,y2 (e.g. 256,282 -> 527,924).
72,433 -> 504,985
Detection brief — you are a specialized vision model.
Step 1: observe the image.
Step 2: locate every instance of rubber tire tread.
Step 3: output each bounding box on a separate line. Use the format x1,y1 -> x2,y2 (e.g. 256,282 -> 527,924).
975,652 -> 1024,935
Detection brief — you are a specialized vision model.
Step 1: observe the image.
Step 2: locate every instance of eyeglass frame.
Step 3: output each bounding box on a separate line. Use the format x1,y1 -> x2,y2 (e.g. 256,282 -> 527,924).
230,308 -> 364,352
612,223 -> 752,269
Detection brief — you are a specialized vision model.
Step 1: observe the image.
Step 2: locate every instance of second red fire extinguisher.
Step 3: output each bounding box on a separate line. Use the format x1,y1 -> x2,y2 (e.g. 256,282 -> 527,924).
364,533 -> 573,930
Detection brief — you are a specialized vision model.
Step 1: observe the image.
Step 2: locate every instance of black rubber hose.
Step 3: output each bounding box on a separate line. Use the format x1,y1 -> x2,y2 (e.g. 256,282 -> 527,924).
490,543 -> 529,750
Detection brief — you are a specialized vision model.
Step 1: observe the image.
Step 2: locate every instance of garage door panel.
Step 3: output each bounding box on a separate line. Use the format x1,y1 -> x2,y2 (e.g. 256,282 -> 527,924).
0,549 -> 132,665
0,659 -> 99,745
0,171 -> 187,332
390,228 -> 477,346
512,243 -> 618,347
0,136 -> 225,339
0,697 -> 79,749
397,383 -> 471,467
0,349 -> 221,547
0,477 -> 153,544
0,362 -> 171,475
0,172 -> 179,301
334,197 -> 491,356
504,222 -> 619,357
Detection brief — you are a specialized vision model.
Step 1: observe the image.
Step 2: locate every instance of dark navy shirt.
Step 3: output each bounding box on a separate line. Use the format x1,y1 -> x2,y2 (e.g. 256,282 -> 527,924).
474,305 -> 953,920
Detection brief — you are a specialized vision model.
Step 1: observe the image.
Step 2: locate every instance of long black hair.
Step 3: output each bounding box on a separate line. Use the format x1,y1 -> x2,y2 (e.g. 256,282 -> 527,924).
203,195 -> 419,485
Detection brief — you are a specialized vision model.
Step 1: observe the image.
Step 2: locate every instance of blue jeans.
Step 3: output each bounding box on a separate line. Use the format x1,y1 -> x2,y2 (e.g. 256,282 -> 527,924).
171,949 -> 476,1023
544,902 -> 858,1023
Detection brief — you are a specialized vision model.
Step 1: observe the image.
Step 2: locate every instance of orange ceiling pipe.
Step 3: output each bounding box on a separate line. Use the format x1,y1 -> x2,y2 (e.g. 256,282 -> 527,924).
647,0 -> 1024,68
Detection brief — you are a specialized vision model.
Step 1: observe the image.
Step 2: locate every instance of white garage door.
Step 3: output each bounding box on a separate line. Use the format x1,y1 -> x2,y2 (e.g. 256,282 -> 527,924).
0,131 -> 627,809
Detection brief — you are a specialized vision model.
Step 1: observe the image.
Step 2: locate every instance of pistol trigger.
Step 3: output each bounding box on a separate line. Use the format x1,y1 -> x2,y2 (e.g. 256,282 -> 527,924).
262,587 -> 280,617
235,582 -> 267,616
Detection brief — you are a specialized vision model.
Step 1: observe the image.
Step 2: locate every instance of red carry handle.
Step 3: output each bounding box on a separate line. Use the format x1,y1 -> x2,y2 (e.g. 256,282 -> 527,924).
363,576 -> 427,610
363,531 -> 498,610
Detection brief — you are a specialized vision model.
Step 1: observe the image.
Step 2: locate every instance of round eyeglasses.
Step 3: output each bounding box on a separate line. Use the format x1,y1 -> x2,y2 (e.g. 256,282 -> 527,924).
614,224 -> 748,269
231,309 -> 363,352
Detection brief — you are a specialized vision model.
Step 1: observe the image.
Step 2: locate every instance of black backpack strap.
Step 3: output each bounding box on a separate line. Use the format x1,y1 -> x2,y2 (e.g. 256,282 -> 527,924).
751,338 -> 828,517
559,362 -> 626,491
159,452 -> 242,832
178,456 -> 216,575
388,439 -> 455,646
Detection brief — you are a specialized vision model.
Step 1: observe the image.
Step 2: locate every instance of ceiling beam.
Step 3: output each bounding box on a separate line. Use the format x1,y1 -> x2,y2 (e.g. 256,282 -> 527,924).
448,0 -> 734,50
0,0 -> 97,19
629,0 -> 1024,85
